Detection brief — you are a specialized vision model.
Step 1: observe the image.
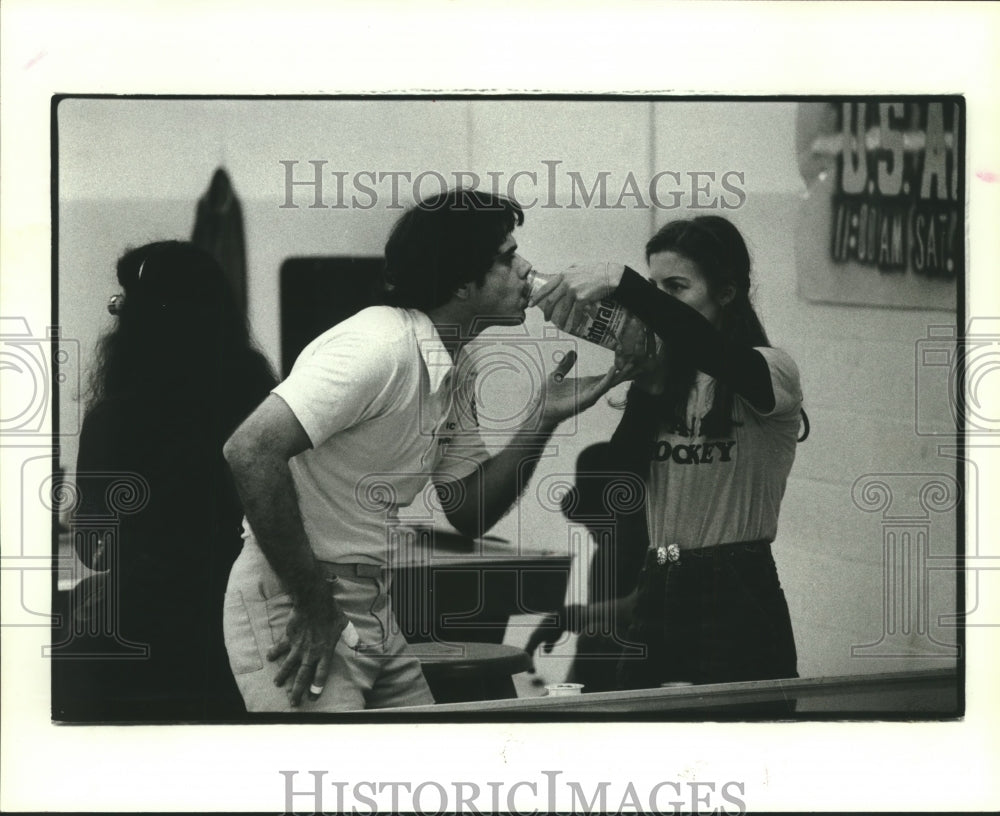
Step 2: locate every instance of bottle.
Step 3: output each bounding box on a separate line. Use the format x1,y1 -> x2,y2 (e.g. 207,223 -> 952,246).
528,269 -> 654,355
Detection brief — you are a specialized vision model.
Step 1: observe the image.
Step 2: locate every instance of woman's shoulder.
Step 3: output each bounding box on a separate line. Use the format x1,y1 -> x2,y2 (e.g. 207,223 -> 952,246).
752,346 -> 803,416
754,346 -> 799,378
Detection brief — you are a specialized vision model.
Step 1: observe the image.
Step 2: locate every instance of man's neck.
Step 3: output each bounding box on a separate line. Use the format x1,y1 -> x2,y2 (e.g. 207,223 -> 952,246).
426,303 -> 479,363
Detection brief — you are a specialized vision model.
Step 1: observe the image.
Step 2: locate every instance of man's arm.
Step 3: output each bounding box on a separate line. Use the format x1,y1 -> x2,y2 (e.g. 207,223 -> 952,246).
437,425 -> 557,539
223,394 -> 349,706
437,351 -> 628,538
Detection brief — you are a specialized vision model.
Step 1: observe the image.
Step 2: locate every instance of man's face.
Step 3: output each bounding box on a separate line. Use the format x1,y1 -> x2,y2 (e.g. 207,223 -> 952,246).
468,233 -> 533,329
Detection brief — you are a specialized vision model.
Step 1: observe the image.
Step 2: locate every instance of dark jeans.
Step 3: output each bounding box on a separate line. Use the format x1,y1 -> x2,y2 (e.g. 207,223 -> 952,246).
617,542 -> 798,690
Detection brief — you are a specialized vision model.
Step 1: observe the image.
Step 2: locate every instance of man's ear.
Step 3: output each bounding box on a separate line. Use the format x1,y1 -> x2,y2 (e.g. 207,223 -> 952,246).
452,282 -> 473,301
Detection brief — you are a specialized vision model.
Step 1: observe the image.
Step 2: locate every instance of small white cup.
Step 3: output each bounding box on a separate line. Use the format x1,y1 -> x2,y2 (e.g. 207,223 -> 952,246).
545,683 -> 584,697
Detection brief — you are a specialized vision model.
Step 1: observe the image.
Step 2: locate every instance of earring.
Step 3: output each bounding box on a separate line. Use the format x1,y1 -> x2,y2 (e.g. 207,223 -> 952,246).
107,294 -> 125,315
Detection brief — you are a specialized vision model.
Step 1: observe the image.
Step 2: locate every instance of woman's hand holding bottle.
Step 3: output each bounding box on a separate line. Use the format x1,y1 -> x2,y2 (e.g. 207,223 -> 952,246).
529,262 -> 628,329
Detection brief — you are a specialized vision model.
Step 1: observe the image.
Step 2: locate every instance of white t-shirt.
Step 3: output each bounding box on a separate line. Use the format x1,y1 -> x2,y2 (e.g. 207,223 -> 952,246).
269,306 -> 490,564
646,347 -> 802,550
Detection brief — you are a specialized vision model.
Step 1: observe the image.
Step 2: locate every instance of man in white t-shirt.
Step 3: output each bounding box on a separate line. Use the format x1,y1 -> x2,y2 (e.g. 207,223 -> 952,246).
222,189 -> 626,711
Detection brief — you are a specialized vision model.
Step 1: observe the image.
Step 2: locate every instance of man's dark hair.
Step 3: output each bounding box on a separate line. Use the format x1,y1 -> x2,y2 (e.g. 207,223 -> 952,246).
382,188 -> 524,311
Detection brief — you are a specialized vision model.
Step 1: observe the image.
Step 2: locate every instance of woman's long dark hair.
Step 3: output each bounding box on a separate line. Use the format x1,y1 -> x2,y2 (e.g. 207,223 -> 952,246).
87,241 -> 275,437
640,216 -> 769,438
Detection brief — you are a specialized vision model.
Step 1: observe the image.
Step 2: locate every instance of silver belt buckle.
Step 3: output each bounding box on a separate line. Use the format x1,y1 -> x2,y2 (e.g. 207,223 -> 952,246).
656,544 -> 680,566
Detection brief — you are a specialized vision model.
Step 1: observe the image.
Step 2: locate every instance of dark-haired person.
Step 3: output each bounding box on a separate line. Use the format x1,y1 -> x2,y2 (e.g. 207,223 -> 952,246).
222,190 -> 628,712
532,215 -> 801,688
524,442 -> 650,692
60,241 -> 277,721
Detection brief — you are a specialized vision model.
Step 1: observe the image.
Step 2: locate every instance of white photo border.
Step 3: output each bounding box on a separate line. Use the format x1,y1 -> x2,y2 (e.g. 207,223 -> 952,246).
2,1 -> 998,812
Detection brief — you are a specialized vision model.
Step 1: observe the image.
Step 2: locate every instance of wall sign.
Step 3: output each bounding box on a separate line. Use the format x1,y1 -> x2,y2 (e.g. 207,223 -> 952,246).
796,99 -> 963,311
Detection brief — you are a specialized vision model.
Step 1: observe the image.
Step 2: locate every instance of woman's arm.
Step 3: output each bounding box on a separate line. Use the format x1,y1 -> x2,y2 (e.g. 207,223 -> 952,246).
614,267 -> 775,412
531,265 -> 776,412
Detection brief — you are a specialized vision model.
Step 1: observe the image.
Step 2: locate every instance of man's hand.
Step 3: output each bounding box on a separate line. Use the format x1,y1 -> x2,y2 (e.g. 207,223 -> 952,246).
538,350 -> 618,429
267,595 -> 350,707
530,262 -> 627,333
524,615 -> 567,660
524,604 -> 586,661
536,349 -> 635,430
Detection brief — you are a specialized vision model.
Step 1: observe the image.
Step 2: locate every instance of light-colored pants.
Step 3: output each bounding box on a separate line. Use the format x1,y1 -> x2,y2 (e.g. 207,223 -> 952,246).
223,536 -> 434,711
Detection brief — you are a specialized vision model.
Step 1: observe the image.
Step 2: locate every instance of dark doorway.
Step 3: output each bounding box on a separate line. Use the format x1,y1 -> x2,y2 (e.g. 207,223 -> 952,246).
279,256 -> 384,376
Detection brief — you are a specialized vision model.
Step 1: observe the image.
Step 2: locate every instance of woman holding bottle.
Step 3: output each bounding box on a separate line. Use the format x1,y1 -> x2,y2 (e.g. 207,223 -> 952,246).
531,215 -> 801,688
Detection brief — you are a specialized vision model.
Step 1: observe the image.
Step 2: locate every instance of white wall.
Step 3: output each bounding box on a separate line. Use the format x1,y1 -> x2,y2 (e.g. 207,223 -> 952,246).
58,99 -> 958,680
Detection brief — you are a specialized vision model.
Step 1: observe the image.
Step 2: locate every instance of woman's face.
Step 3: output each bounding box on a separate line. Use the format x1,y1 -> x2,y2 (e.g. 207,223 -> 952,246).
647,250 -> 724,327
